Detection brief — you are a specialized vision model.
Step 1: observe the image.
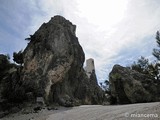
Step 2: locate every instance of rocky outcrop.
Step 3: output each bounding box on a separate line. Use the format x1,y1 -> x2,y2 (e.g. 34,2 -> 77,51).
109,64 -> 160,104
22,15 -> 104,106
0,54 -> 24,114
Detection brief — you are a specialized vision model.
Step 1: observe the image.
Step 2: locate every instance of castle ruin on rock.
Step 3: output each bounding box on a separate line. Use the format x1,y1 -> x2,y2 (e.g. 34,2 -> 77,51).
85,58 -> 95,78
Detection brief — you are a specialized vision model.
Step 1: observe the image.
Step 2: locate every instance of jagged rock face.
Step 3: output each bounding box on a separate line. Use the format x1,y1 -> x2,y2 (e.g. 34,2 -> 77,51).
22,16 -> 104,106
109,65 -> 160,104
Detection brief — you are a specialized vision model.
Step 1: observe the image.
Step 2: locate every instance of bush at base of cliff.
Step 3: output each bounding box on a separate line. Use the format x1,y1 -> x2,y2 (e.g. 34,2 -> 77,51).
0,54 -> 26,105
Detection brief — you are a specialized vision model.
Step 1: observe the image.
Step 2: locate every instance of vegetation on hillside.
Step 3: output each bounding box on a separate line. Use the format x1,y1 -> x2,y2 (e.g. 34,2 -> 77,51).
101,31 -> 160,104
0,53 -> 25,107
130,31 -> 160,80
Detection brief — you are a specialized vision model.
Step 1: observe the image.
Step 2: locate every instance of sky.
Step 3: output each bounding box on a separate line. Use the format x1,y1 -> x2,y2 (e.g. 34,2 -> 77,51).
1,0 -> 160,83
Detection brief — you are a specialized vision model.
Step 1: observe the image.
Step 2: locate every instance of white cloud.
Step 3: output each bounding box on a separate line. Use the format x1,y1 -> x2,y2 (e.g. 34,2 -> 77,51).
1,0 -> 160,83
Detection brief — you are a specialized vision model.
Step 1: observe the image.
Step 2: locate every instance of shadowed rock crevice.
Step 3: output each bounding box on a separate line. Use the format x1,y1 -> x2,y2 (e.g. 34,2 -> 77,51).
113,78 -> 131,104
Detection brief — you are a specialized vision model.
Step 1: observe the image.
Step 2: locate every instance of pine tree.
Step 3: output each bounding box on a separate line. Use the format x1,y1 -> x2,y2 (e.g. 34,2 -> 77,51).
152,31 -> 160,80
153,31 -> 160,60
131,56 -> 149,74
13,50 -> 23,65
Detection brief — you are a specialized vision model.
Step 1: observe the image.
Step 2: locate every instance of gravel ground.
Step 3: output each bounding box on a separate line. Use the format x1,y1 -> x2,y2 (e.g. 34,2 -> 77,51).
47,102 -> 160,120
1,102 -> 160,120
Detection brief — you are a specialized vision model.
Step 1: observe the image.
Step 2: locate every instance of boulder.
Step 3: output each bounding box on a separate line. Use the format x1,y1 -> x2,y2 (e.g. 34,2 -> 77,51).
22,15 -> 104,106
109,64 -> 160,104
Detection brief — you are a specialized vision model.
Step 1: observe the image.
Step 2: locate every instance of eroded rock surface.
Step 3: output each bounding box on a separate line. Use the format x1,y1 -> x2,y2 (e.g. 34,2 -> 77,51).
22,15 -> 104,106
109,65 -> 160,104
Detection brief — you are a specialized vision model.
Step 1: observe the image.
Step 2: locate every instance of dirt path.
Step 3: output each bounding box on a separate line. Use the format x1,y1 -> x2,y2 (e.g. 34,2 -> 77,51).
46,102 -> 160,120
2,102 -> 160,120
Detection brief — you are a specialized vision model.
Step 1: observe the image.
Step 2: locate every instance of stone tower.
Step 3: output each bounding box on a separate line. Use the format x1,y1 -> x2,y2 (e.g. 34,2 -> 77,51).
85,58 -> 95,78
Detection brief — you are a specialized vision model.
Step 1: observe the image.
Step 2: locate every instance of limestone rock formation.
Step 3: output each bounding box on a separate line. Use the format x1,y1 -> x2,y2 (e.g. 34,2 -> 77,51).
22,15 -> 104,106
109,64 -> 160,104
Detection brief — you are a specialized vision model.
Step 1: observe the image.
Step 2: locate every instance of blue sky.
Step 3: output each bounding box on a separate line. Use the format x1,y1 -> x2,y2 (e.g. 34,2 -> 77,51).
0,0 -> 160,83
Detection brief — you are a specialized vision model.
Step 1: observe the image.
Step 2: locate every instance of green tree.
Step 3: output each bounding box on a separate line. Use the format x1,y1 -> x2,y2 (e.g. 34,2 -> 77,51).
137,56 -> 149,70
131,56 -> 149,74
13,50 -> 23,65
152,31 -> 160,80
0,54 -> 10,71
25,35 -> 34,41
153,31 -> 160,60
148,63 -> 159,80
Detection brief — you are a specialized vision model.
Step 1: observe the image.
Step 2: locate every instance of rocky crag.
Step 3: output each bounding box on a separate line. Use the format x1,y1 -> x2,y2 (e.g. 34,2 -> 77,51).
109,65 -> 160,104
21,15 -> 104,106
0,55 -> 24,117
